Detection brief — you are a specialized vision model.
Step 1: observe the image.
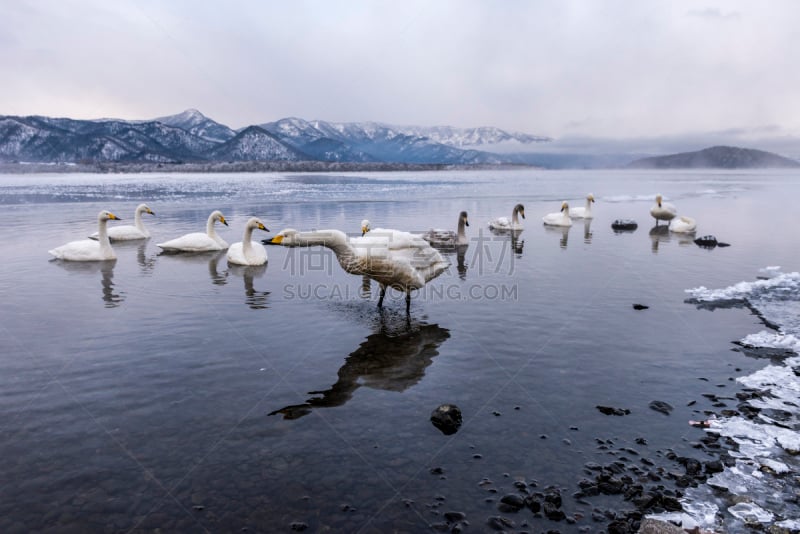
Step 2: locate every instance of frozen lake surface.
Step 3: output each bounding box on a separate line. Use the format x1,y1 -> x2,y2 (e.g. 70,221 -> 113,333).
1,169 -> 798,532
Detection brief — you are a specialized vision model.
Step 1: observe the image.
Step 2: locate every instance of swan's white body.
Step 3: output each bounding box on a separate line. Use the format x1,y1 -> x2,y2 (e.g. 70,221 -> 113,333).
423,211 -> 469,247
542,201 -> 572,227
669,215 -> 697,233
227,217 -> 269,266
49,210 -> 121,261
650,194 -> 677,224
157,210 -> 229,252
489,204 -> 525,231
270,227 -> 449,311
569,194 -> 595,219
90,203 -> 154,241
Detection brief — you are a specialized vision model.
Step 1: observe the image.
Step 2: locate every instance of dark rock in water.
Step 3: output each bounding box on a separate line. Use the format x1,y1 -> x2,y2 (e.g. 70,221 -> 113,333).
649,401 -> 673,415
290,522 -> 308,531
543,501 -> 566,521
633,304 -> 649,310
498,494 -> 525,512
694,235 -> 729,248
612,219 -> 638,231
597,405 -> 631,416
431,404 -> 462,435
486,515 -> 514,530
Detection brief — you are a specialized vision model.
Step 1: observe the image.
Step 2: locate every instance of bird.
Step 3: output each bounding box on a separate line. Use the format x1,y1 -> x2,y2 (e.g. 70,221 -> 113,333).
669,215 -> 697,233
156,210 -> 229,252
489,203 -> 525,231
542,201 -> 572,227
650,194 -> 677,225
90,203 -> 155,241
267,227 -> 449,313
227,217 -> 269,266
361,219 -> 371,236
422,211 -> 469,247
569,193 -> 595,219
49,210 -> 122,261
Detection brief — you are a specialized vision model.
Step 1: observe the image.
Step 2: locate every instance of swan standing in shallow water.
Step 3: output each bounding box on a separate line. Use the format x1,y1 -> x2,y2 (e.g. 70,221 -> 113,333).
650,194 -> 677,225
570,193 -> 595,219
542,201 -> 572,227
489,204 -> 525,231
49,210 -> 122,261
227,217 -> 269,266
90,203 -> 154,241
157,210 -> 229,252
267,227 -> 449,313
423,211 -> 469,247
669,215 -> 697,233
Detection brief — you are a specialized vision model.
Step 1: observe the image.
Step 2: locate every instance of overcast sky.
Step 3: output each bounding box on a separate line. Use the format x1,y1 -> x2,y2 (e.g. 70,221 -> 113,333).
2,1 -> 799,153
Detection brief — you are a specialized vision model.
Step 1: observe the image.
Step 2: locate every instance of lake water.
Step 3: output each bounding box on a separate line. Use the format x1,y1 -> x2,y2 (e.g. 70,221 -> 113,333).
1,169 -> 798,533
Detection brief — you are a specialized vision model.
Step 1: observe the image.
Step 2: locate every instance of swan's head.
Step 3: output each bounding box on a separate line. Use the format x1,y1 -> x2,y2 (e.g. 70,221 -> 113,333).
267,228 -> 299,246
211,210 -> 229,226
361,219 -> 370,236
137,203 -> 155,216
587,193 -> 595,203
655,194 -> 663,207
247,217 -> 269,232
459,211 -> 469,227
561,201 -> 569,213
99,210 -> 121,221
514,204 -> 525,219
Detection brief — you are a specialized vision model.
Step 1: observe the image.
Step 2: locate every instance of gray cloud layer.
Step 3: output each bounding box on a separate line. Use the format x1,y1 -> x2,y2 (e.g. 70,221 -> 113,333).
2,1 -> 799,154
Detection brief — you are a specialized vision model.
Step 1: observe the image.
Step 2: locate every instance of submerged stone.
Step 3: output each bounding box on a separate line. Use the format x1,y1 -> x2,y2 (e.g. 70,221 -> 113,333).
431,404 -> 462,435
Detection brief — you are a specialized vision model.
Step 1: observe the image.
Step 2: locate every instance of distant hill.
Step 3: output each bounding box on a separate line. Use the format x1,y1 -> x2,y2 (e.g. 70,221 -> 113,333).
627,145 -> 800,169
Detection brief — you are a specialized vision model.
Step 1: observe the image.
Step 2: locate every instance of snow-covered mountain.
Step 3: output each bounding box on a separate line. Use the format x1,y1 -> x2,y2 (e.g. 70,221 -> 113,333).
0,109 -> 548,165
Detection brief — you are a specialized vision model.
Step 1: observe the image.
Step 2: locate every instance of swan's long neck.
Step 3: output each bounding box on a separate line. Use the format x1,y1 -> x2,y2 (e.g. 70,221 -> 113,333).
206,216 -> 220,239
584,198 -> 593,214
97,217 -> 112,253
134,206 -> 145,231
457,217 -> 467,243
511,207 -> 520,225
295,230 -> 356,269
242,224 -> 256,256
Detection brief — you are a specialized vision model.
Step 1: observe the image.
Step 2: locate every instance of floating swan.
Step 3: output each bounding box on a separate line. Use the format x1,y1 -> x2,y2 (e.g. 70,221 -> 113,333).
49,210 -> 122,261
227,217 -> 269,266
489,203 -> 525,231
267,227 -> 449,313
422,211 -> 469,247
570,193 -> 595,219
669,215 -> 697,233
542,201 -> 572,227
650,194 -> 677,225
90,203 -> 154,241
157,210 -> 229,252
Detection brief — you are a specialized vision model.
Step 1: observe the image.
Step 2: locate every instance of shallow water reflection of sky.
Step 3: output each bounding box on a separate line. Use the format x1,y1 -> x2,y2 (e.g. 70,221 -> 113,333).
1,169 -> 798,532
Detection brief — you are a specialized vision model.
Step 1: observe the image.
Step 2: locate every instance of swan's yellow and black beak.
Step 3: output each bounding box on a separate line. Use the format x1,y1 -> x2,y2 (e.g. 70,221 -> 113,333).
258,222 -> 269,232
147,208 -> 156,215
361,226 -> 369,236
220,216 -> 228,226
520,210 -> 525,219
465,219 -> 470,227
109,213 -> 121,220
270,235 -> 284,244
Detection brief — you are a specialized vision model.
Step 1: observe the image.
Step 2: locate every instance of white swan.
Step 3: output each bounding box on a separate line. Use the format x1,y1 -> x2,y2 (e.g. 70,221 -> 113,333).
489,203 -> 525,231
422,211 -> 469,247
227,217 -> 269,266
650,194 -> 677,225
669,215 -> 697,233
569,193 -> 595,219
542,201 -> 572,227
361,219 -> 371,236
90,203 -> 154,241
268,227 -> 449,312
49,210 -> 121,261
157,210 -> 229,252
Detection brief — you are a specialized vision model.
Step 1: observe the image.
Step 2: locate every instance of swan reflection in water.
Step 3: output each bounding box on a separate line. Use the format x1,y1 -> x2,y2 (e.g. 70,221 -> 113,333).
489,227 -> 524,257
228,263 -> 270,310
51,259 -> 125,308
583,219 -> 593,244
159,249 -> 229,285
269,318 -> 450,420
649,225 -> 695,253
544,225 -> 570,249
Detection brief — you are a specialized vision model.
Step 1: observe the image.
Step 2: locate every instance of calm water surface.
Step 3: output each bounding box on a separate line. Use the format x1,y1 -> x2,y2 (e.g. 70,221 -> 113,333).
1,170 -> 798,532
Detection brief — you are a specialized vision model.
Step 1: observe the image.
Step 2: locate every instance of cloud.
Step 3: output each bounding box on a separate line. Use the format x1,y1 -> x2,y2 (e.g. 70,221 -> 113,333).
686,7 -> 741,20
